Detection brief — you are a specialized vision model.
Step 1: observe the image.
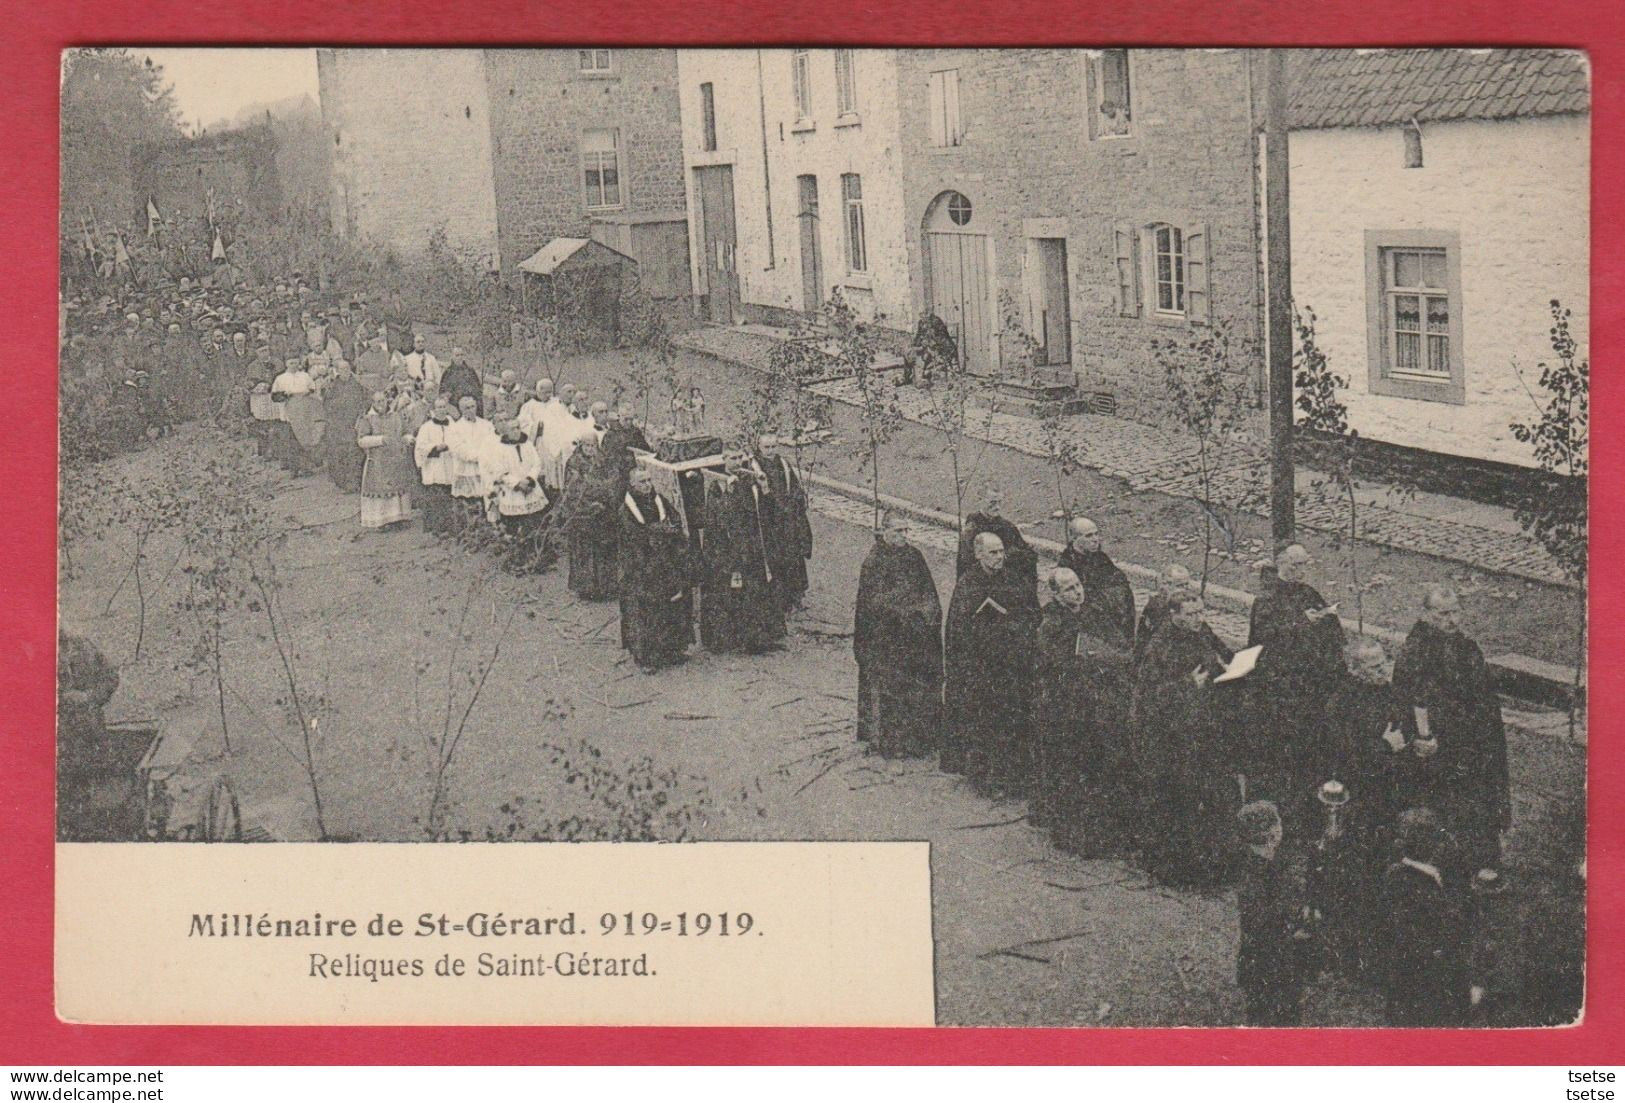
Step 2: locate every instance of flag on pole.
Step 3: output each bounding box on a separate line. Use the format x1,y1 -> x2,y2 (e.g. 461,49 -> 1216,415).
212,230 -> 227,262
146,197 -> 160,236
205,186 -> 217,230
114,231 -> 131,271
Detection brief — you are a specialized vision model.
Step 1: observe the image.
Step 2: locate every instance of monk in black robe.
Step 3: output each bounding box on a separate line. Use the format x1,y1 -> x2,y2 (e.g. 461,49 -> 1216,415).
854,513 -> 943,758
754,436 -> 814,611
1247,544 -> 1347,829
560,438 -> 621,601
1134,563 -> 1196,668
956,491 -> 1038,611
1380,808 -> 1471,1026
943,532 -> 1038,795
1391,586 -> 1511,875
437,347 -> 484,417
321,361 -> 369,493
699,453 -> 786,654
600,405 -> 652,479
1033,567 -> 1135,856
1056,516 -> 1137,646
1133,593 -> 1237,887
619,467 -> 692,672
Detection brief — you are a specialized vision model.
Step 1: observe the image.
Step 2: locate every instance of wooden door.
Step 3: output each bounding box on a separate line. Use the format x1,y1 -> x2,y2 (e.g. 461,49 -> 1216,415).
1036,237 -> 1071,366
926,231 -> 992,374
695,166 -> 739,325
797,175 -> 823,314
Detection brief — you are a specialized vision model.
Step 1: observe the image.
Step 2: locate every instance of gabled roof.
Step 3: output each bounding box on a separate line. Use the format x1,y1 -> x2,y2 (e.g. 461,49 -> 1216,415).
1291,48 -> 1590,130
516,237 -> 636,276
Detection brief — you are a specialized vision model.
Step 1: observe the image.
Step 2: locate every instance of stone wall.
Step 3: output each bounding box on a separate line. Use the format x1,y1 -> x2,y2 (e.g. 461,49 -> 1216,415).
133,129 -> 282,230
484,49 -> 687,287
893,48 -> 1265,417
1289,115 -> 1590,468
316,48 -> 501,264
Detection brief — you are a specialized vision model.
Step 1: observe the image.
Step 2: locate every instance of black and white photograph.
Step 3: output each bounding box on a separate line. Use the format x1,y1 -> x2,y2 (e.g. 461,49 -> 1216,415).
57,46 -> 1588,1028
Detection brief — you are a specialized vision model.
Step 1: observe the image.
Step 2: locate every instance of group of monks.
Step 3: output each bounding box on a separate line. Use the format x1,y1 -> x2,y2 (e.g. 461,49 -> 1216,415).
857,501 -> 1515,1025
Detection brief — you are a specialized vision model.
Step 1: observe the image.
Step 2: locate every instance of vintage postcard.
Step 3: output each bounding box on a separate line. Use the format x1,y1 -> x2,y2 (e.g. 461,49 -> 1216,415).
55,46 -> 1588,1029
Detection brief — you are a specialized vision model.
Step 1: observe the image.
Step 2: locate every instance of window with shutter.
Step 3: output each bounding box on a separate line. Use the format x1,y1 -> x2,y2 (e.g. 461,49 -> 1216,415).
1183,223 -> 1210,325
928,69 -> 963,148
835,50 -> 859,115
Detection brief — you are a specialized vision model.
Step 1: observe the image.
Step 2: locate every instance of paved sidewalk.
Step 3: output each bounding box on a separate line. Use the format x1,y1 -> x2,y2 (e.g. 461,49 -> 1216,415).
674,324 -> 1571,588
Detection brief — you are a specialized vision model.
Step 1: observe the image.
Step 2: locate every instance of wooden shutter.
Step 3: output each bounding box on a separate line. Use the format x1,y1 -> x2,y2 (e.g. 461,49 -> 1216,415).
1184,222 -> 1211,325
944,71 -> 961,144
1113,223 -> 1140,317
929,72 -> 947,146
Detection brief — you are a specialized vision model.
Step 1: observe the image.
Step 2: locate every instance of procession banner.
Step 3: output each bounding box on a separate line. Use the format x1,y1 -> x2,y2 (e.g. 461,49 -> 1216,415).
55,841 -> 935,1026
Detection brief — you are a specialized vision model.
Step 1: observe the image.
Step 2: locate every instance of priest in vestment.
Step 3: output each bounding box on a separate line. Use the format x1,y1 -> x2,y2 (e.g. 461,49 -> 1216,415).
1133,593 -> 1238,887
413,398 -> 459,536
447,395 -> 498,530
942,532 -> 1039,794
482,418 -> 551,572
619,467 -> 693,672
854,512 -> 943,758
1391,586 -> 1511,876
1033,567 -> 1135,856
1134,563 -> 1197,668
355,392 -> 416,530
437,346 -> 482,416
699,452 -> 786,655
268,357 -> 317,474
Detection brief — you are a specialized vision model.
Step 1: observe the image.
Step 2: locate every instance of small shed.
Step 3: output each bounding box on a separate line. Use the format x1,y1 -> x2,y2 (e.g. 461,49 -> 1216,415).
517,237 -> 638,345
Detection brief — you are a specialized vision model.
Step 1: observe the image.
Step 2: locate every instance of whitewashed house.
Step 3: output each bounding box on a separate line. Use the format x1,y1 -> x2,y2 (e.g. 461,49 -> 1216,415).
1289,49 -> 1590,469
676,49 -> 912,331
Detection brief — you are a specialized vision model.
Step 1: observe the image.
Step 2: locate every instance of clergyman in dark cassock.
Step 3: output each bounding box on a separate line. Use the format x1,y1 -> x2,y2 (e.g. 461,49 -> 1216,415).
1056,516 -> 1137,648
699,453 -> 786,654
1134,563 -> 1197,668
321,360 -> 370,494
1390,586 -> 1511,876
599,405 -> 652,480
943,532 -> 1038,795
956,491 -> 1038,610
754,436 -> 814,612
437,347 -> 483,416
1235,801 -> 1314,1026
1033,567 -> 1135,856
618,467 -> 694,672
1246,544 -> 1347,828
853,513 -> 943,759
1133,593 -> 1238,887
560,437 -> 622,601
1380,808 -> 1471,1026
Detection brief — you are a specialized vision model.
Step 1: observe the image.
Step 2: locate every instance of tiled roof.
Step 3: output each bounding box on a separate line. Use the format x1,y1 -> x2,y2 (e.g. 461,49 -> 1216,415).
1290,48 -> 1590,129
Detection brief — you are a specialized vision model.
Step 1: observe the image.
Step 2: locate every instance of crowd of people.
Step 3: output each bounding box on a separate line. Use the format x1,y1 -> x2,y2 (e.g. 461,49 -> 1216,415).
856,507 -> 1514,1026
63,266 -> 1519,1027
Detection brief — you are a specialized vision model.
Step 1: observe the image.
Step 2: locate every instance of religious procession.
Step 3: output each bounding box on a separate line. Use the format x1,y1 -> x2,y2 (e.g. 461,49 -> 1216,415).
55,47 -> 1586,1029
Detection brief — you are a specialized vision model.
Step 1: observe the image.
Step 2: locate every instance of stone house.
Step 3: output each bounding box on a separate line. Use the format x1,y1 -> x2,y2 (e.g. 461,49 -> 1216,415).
1288,49 -> 1590,470
317,48 -> 690,297
892,48 -> 1265,409
675,49 -> 912,330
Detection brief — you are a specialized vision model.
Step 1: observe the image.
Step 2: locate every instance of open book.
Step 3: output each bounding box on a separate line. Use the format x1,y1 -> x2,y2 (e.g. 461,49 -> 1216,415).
1213,644 -> 1263,684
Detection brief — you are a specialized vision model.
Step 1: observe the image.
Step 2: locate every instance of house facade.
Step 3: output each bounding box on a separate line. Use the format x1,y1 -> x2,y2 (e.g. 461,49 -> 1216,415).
676,49 -> 912,330
1288,49 -> 1590,469
892,49 -> 1265,414
318,48 -> 689,296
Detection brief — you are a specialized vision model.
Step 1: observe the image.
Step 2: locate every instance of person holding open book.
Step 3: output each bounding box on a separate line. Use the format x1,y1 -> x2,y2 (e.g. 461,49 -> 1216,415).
1133,593 -> 1237,888
1247,544 -> 1347,835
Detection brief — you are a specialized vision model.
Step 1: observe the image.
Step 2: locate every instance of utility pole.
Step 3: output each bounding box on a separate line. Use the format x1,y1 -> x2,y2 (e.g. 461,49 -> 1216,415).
1264,47 -> 1296,547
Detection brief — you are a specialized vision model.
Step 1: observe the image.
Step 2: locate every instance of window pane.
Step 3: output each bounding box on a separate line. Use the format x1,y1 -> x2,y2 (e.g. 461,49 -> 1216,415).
1395,332 -> 1422,373
1393,250 -> 1421,288
583,129 -> 616,153
596,50 -> 611,69
1424,294 -> 1449,333
1421,251 -> 1447,288
585,166 -> 601,202
1393,293 -> 1421,331
578,49 -> 592,69
1427,335 -> 1450,375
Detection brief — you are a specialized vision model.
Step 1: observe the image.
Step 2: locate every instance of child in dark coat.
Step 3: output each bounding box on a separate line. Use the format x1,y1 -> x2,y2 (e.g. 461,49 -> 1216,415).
1235,800 -> 1314,1026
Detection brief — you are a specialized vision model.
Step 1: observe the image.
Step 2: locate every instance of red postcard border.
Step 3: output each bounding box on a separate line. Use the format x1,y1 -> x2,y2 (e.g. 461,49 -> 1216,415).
3,0 -> 1621,1066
